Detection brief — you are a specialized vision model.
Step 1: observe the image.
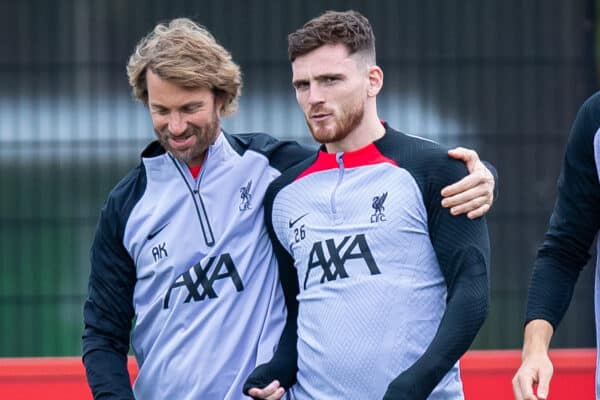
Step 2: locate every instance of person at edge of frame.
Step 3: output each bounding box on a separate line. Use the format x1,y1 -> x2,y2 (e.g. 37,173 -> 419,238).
512,91 -> 600,400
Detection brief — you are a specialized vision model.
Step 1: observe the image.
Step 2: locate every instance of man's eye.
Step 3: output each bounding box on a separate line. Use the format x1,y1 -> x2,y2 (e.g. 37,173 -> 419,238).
182,104 -> 202,113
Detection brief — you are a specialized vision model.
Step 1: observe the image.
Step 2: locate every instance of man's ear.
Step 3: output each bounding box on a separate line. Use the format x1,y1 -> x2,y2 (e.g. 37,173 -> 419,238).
367,65 -> 383,97
214,94 -> 224,118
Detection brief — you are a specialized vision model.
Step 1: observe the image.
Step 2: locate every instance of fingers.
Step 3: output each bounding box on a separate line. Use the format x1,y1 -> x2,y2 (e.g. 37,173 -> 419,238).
466,203 -> 490,220
512,355 -> 553,400
512,371 -> 538,400
447,147 -> 480,171
441,161 -> 492,194
445,194 -> 491,219
441,182 -> 488,208
536,366 -> 553,400
247,387 -> 285,400
247,380 -> 285,400
441,181 -> 492,218
441,153 -> 494,218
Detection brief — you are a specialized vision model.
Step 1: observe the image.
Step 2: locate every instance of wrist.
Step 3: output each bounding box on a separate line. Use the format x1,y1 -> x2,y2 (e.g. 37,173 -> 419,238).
522,319 -> 553,359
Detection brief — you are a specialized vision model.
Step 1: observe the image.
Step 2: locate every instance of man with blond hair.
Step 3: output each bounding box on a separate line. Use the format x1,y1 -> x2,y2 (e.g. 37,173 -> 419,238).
82,17 -> 496,399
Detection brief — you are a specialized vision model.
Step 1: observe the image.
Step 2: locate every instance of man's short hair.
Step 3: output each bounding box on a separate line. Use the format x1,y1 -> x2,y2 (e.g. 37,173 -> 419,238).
127,18 -> 242,116
287,10 -> 376,63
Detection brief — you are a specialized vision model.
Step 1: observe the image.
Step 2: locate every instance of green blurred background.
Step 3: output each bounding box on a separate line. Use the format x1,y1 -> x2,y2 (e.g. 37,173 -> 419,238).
0,0 -> 597,356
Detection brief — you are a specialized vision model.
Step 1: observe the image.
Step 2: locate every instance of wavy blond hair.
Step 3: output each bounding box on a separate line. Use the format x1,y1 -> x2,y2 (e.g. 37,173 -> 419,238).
127,18 -> 242,116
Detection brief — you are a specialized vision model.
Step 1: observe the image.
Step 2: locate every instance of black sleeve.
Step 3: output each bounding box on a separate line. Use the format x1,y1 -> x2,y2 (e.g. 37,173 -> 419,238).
243,182 -> 299,397
525,93 -> 600,329
82,179 -> 139,399
384,158 -> 490,400
226,132 -> 314,172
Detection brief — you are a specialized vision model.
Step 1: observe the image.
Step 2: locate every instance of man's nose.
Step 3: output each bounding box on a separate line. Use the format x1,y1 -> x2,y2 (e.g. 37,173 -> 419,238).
307,86 -> 325,106
168,113 -> 187,135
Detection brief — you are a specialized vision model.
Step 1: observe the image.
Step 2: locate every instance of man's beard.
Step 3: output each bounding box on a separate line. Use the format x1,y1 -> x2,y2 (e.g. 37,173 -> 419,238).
306,98 -> 365,145
155,110 -> 220,165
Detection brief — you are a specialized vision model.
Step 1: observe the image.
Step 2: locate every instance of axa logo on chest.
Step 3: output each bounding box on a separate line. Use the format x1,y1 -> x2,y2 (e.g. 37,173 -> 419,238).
303,233 -> 380,290
163,253 -> 244,309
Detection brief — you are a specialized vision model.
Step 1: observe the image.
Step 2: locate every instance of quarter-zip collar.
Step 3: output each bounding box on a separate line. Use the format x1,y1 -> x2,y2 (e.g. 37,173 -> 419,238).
170,130 -> 226,184
295,128 -> 397,182
167,131 -> 225,248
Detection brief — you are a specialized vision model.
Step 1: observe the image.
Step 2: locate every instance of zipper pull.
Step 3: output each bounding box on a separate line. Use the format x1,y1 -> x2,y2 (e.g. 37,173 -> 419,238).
336,152 -> 344,168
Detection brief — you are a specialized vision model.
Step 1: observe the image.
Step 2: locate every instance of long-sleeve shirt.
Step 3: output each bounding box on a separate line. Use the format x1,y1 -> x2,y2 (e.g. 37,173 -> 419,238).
525,91 -> 600,397
259,123 -> 490,399
82,131 -> 310,399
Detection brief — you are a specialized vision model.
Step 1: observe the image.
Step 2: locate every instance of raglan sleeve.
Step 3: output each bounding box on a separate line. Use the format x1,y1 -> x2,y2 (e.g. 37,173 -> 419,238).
243,180 -> 300,396
82,194 -> 137,399
525,95 -> 600,328
384,157 -> 490,400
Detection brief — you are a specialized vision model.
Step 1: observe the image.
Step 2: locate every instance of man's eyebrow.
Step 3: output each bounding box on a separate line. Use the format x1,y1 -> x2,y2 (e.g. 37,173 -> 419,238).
316,73 -> 344,80
292,78 -> 308,85
180,101 -> 204,107
149,101 -> 205,109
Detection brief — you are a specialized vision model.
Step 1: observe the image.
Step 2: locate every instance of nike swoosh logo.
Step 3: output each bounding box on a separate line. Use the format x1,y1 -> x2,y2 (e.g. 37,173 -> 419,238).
147,223 -> 169,240
289,213 -> 309,228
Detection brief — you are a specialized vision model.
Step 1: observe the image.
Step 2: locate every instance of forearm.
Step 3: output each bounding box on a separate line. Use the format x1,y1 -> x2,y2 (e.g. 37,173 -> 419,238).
384,159 -> 490,399
82,348 -> 134,399
243,311 -> 298,395
525,255 -> 579,328
83,216 -> 136,399
82,300 -> 134,399
526,98 -> 600,326
243,215 -> 299,395
82,273 -> 134,398
270,245 -> 300,379
384,265 -> 488,399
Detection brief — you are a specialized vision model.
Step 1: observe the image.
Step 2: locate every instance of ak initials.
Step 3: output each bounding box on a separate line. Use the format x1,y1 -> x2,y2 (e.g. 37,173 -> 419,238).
152,242 -> 168,262
163,253 -> 243,309
304,234 -> 380,289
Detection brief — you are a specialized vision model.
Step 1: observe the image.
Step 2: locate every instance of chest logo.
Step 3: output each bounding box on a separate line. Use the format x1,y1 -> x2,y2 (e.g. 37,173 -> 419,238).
239,180 -> 253,211
147,222 -> 169,240
289,213 -> 309,228
163,253 -> 244,309
304,234 -> 381,289
370,192 -> 388,223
